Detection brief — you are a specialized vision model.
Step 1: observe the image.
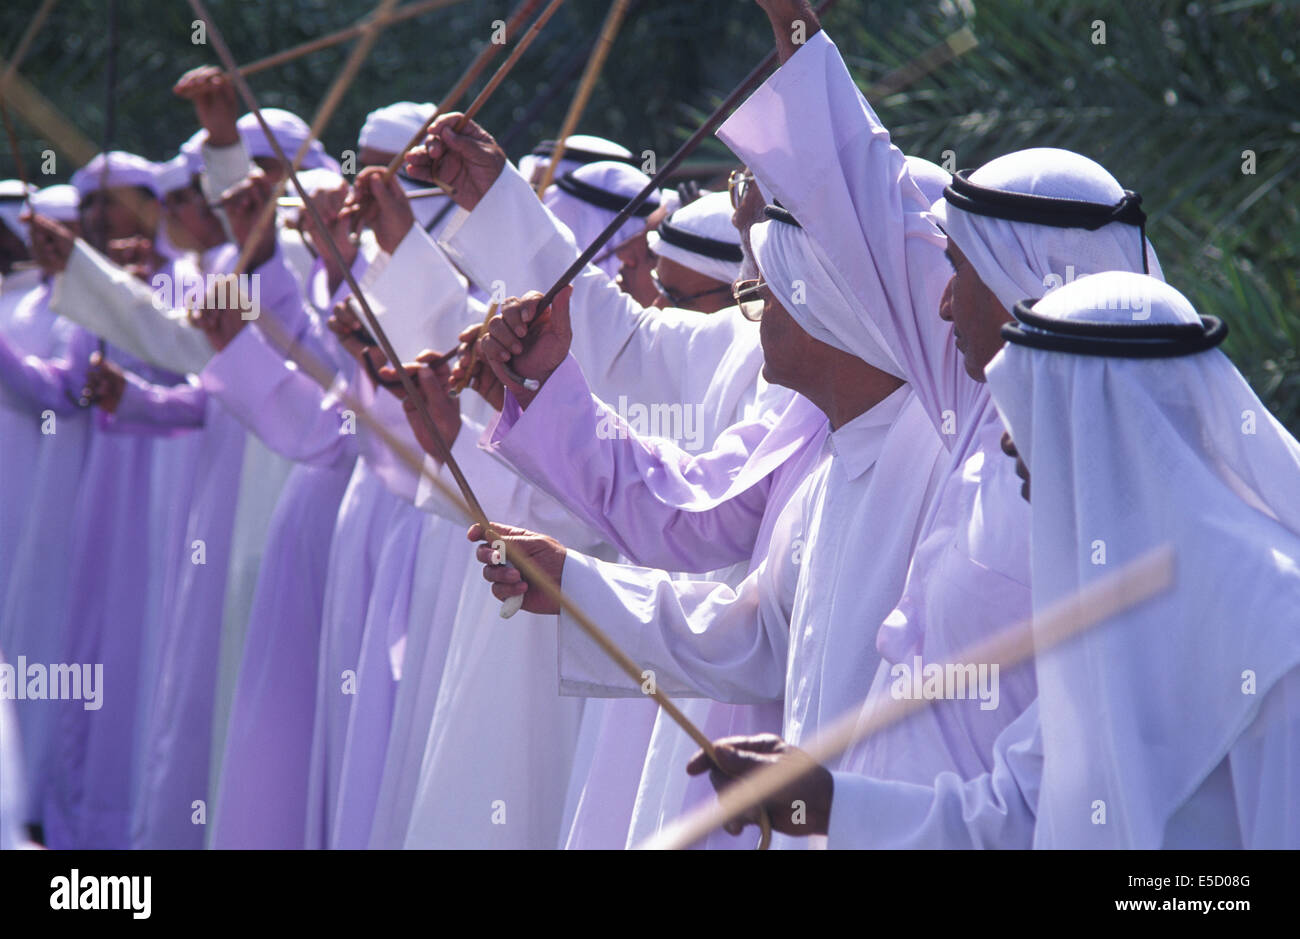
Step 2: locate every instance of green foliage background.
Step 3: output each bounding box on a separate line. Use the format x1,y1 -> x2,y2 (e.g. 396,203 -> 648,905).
2,0 -> 1297,429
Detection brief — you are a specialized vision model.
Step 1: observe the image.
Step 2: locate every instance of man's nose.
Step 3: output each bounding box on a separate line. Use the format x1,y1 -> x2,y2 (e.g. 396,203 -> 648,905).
937,278 -> 956,321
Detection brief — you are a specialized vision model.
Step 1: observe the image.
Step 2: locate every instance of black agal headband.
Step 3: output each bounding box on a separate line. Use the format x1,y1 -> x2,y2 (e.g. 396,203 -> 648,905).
532,139 -> 639,167
1002,298 -> 1227,358
763,202 -> 801,227
944,168 -> 1150,274
556,173 -> 659,217
657,215 -> 743,262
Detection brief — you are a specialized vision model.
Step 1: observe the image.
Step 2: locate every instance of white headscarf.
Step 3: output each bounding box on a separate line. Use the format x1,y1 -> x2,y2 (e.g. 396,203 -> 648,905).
645,191 -> 742,286
29,184 -> 79,224
543,160 -> 656,279
750,215 -> 903,378
71,150 -> 161,198
236,109 -> 340,174
932,148 -> 1163,313
903,155 -> 952,207
357,101 -> 453,235
179,127 -> 209,176
0,180 -> 33,244
283,167 -> 348,230
518,133 -> 634,187
298,167 -> 347,197
360,101 -> 436,155
985,271 -> 1300,848
153,155 -> 193,197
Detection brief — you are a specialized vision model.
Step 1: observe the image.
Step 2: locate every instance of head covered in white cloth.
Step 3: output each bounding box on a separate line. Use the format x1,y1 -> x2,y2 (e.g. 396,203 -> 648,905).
985,271 -> 1300,848
932,148 -> 1162,314
904,155 -> 952,208
360,101 -> 436,157
236,109 -> 340,174
358,101 -> 455,236
71,150 -> 161,198
0,180 -> 34,245
28,184 -> 80,224
280,166 -> 348,232
519,133 -> 634,187
153,155 -> 194,198
750,209 -> 903,379
646,191 -> 743,286
543,160 -> 658,279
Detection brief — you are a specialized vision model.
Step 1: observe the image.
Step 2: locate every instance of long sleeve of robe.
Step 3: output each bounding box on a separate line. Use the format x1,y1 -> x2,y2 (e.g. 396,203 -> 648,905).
441,161 -> 775,434
554,497 -> 804,703
100,373 -> 207,436
355,222 -> 473,366
0,325 -> 96,414
414,406 -> 609,552
51,242 -> 214,375
201,138 -> 253,207
201,324 -> 357,470
483,354 -> 826,572
826,700 -> 1042,849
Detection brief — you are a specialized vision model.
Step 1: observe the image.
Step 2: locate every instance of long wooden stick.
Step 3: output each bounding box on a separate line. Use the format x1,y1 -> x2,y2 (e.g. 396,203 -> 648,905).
451,0 -> 567,134
230,0 -> 403,278
533,0 -> 633,195
530,0 -> 836,311
381,0 -> 545,180
0,0 -> 58,105
641,545 -> 1176,849
237,0 -> 465,77
0,0 -> 59,188
0,53 -> 97,168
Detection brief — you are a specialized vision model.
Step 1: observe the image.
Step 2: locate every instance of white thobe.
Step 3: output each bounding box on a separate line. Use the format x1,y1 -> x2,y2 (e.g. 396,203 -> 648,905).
440,162 -> 795,848
398,400 -> 609,849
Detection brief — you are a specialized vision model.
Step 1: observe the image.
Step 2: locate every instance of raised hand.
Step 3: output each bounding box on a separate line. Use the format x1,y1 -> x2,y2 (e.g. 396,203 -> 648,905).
450,321 -> 506,412
84,350 -> 126,414
106,236 -> 159,282
327,297 -> 379,361
192,274 -> 252,352
338,165 -> 414,254
405,113 -> 506,211
754,0 -> 820,64
24,212 -> 75,275
173,66 -> 240,148
467,521 -> 566,616
476,286 -> 573,403
685,733 -> 833,837
378,351 -> 462,460
296,180 -> 358,276
218,170 -> 278,271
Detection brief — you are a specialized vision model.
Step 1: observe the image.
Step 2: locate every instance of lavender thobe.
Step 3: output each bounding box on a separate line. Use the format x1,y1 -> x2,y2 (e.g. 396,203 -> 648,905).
201,267 -> 358,849
42,342 -> 202,849
0,312 -> 93,827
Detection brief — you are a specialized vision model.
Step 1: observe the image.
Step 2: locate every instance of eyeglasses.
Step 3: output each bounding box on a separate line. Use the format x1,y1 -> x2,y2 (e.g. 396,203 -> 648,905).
651,268 -> 732,309
732,277 -> 767,322
728,169 -> 754,211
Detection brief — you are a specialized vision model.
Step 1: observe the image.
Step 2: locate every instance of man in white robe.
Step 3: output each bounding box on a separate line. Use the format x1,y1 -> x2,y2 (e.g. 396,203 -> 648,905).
695,0 -> 1166,818
470,200 -> 947,846
708,272 -> 1300,849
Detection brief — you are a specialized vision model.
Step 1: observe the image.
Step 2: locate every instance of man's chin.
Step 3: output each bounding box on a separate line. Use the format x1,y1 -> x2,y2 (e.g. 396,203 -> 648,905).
760,361 -> 795,391
963,354 -> 988,384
